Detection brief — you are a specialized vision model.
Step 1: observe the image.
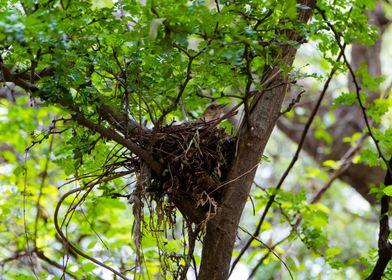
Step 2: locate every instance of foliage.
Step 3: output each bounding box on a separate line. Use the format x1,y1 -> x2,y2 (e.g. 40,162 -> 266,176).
0,0 -> 391,279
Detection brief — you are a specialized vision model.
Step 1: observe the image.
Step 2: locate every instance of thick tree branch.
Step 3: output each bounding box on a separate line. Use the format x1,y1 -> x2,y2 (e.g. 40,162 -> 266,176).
0,61 -> 162,174
366,158 -> 392,280
198,2 -> 316,279
71,112 -> 162,174
231,47 -> 344,274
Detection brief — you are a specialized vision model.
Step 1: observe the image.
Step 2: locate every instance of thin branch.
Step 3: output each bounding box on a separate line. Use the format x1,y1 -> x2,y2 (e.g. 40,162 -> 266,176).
311,134 -> 366,203
214,0 -> 220,13
239,226 -> 294,280
366,157 -> 392,280
209,162 -> 259,195
248,133 -> 367,277
179,226 -> 200,280
247,235 -> 289,279
35,250 -> 82,279
71,112 -> 163,174
280,89 -> 306,115
153,44 -> 196,128
247,137 -> 363,277
153,21 -> 220,128
33,134 -> 54,246
1,61 -> 157,173
230,46 -> 345,275
316,7 -> 392,276
22,153 -> 39,279
54,174 -> 131,280
316,6 -> 391,174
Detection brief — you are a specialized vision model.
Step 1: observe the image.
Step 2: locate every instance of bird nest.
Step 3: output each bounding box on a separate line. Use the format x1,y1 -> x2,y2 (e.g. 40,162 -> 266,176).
143,120 -> 236,224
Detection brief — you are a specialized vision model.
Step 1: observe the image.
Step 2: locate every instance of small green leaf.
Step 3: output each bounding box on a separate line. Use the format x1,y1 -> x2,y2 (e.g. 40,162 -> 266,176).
332,91 -> 368,109
82,262 -> 97,273
326,246 -> 341,258
323,160 -> 341,170
360,148 -> 380,167
356,64 -> 384,92
91,0 -> 114,9
383,185 -> 392,196
368,99 -> 390,123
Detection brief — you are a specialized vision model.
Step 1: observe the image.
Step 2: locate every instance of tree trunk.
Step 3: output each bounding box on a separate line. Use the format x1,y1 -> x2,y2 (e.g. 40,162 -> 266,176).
198,2 -> 316,278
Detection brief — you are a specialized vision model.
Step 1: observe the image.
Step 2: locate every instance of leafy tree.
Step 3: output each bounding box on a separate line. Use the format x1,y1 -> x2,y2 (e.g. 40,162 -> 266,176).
0,0 -> 391,279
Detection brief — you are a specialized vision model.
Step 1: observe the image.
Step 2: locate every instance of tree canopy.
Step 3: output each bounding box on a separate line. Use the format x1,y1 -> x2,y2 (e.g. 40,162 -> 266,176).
0,0 -> 392,279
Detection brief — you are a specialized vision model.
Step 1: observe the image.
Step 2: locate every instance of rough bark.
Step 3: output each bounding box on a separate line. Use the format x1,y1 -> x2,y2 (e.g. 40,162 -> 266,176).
198,1 -> 316,279
365,158 -> 392,279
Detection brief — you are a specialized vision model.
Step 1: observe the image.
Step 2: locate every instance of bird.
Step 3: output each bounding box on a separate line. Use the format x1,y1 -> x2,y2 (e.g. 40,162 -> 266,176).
202,103 -> 227,122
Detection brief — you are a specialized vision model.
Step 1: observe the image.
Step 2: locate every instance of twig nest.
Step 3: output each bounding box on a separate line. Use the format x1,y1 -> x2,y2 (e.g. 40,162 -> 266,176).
148,120 -> 236,223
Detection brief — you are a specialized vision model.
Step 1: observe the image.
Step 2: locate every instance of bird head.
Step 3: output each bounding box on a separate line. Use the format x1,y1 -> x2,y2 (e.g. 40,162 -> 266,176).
202,103 -> 227,122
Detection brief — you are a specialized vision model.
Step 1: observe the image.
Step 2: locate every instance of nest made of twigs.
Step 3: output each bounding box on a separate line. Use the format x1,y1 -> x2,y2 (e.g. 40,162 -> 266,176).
145,120 -> 235,224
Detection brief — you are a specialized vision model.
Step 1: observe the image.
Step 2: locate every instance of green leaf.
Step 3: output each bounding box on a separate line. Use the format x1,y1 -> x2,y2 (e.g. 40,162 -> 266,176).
326,246 -> 341,258
356,63 -> 384,92
383,185 -> 392,196
332,92 -> 367,109
323,159 -> 341,170
360,148 -> 380,167
91,0 -> 114,9
82,262 -> 97,273
367,99 -> 390,123
343,132 -> 362,146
